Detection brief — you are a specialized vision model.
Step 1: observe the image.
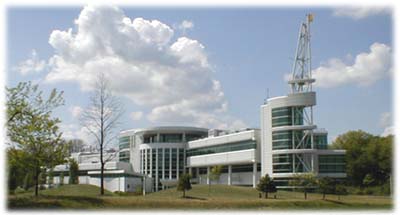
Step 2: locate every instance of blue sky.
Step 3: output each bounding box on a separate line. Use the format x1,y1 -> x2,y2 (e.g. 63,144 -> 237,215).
6,5 -> 393,144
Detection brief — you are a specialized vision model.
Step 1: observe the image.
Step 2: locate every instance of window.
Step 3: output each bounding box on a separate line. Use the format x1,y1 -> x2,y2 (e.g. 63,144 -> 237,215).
319,155 -> 346,173
119,136 -> 130,150
271,106 -> 304,127
119,151 -> 130,162
186,140 -> 256,157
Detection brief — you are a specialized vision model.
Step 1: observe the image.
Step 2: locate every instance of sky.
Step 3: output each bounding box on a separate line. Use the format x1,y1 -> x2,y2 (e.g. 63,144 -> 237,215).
6,5 -> 393,145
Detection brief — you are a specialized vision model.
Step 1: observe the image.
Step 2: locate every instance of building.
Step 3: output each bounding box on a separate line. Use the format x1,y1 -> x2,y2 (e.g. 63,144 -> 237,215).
51,15 -> 346,192
119,126 -> 208,191
260,14 -> 346,188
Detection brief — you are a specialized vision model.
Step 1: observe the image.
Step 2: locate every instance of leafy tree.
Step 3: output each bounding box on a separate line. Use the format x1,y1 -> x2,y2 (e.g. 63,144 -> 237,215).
363,174 -> 375,187
318,177 -> 335,200
23,172 -> 33,191
290,173 -> 317,200
59,172 -> 64,186
6,82 -> 68,197
335,185 -> 348,200
257,174 -> 277,198
68,159 -> 79,184
38,170 -> 46,190
80,73 -> 124,195
7,148 -> 32,193
48,168 -> 54,187
332,130 -> 393,187
209,165 -> 222,196
177,174 -> 192,198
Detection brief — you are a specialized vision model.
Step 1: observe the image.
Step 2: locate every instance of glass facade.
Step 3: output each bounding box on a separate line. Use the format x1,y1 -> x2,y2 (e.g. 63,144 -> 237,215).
319,155 -> 346,173
314,134 -> 328,149
271,106 -> 304,127
119,151 -> 130,162
186,140 -> 256,157
272,154 -> 306,173
119,136 -> 130,150
160,134 -> 183,143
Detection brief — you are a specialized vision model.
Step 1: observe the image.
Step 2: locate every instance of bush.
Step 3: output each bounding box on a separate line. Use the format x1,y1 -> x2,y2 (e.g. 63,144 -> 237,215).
14,187 -> 26,194
135,186 -> 143,195
114,191 -> 128,196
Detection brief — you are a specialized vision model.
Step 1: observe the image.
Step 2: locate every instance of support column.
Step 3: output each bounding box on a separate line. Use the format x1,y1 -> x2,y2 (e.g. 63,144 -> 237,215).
196,168 -> 200,183
169,148 -> 172,179
155,148 -> 158,191
228,165 -> 232,185
207,166 -> 210,185
252,162 -> 257,188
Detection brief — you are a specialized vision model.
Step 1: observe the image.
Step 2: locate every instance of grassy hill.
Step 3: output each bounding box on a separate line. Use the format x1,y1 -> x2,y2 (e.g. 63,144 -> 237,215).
8,184 -> 393,210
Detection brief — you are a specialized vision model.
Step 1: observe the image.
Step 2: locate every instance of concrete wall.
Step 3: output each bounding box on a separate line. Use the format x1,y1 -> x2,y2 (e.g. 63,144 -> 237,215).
198,172 -> 261,186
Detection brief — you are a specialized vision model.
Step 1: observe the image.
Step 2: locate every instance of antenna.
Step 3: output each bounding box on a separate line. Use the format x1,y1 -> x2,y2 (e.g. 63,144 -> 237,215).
288,13 -> 315,94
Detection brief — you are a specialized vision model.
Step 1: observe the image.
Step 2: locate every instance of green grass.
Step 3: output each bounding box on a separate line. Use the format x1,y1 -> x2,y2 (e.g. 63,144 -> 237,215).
8,184 -> 393,210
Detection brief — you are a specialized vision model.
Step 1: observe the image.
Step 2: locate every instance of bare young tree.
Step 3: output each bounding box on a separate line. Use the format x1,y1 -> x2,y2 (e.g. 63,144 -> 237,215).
80,72 -> 124,195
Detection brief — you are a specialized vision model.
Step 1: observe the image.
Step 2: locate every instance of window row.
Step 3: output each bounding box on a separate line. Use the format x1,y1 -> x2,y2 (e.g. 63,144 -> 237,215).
186,140 -> 256,157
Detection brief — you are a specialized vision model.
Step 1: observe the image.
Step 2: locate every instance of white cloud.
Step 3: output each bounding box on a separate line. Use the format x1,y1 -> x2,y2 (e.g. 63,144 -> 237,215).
44,5 -> 245,129
381,126 -> 394,137
379,112 -> 394,137
130,111 -> 143,121
178,20 -> 194,34
59,123 -> 93,144
69,105 -> 83,118
333,7 -> 391,20
13,49 -> 47,75
312,43 -> 392,88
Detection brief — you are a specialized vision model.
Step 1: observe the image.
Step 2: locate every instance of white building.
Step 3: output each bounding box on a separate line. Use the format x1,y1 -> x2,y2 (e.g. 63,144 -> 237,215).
51,15 -> 346,192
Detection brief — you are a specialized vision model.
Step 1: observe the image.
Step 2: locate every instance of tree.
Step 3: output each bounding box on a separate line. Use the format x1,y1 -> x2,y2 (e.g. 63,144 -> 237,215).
68,159 -> 79,184
209,165 -> 222,196
48,168 -> 54,187
38,170 -> 46,190
363,174 -> 375,187
257,174 -> 277,199
335,185 -> 348,200
318,177 -> 335,200
331,130 -> 393,187
6,82 -> 68,197
80,73 -> 124,195
23,172 -> 33,191
59,172 -> 64,186
290,173 -> 317,200
177,174 -> 192,198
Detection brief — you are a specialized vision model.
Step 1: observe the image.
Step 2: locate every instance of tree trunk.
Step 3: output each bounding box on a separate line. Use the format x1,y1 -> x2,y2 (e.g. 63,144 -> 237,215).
183,190 -> 186,198
34,164 -> 39,197
304,191 -> 307,200
323,192 -> 325,200
101,162 -> 104,195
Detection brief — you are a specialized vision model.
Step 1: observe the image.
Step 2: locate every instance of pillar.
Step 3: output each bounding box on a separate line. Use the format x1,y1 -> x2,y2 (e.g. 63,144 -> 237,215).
228,165 -> 232,185
207,166 -> 210,185
252,162 -> 257,188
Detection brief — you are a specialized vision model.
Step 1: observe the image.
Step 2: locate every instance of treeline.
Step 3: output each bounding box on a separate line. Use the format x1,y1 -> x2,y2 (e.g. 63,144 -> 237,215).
331,130 -> 393,195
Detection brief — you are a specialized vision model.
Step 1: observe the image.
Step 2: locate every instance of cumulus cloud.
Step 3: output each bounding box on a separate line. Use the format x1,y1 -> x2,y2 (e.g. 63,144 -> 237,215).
59,123 -> 93,144
178,20 -> 194,34
312,43 -> 392,88
44,5 -> 245,130
379,112 -> 394,137
13,49 -> 47,75
333,7 -> 391,20
130,111 -> 143,121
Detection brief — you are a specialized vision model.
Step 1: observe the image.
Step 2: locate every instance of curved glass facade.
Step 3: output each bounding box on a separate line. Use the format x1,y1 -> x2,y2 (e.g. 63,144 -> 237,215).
119,136 -> 130,150
271,106 -> 304,127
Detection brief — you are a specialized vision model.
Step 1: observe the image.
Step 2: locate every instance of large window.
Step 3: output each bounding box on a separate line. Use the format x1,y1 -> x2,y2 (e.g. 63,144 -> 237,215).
160,134 -> 183,143
271,106 -> 304,127
314,134 -> 328,149
273,154 -> 292,173
119,151 -> 130,162
272,130 -> 313,150
119,136 -> 130,150
186,140 -> 256,157
319,155 -> 346,173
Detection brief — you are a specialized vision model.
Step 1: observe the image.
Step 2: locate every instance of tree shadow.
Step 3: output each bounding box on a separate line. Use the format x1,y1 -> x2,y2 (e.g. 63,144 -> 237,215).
181,196 -> 207,201
324,199 -> 349,205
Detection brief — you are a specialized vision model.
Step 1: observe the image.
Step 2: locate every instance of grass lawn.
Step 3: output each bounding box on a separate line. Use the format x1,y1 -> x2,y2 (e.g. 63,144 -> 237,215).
8,184 -> 393,210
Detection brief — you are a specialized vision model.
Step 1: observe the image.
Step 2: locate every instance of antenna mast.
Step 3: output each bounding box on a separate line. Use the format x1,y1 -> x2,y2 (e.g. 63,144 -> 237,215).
288,13 -> 315,93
